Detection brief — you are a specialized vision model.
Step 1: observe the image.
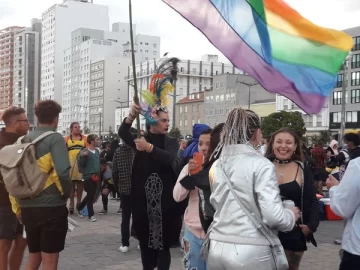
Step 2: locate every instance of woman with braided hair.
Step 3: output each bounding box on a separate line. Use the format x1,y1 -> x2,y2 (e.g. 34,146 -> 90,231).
207,107 -> 300,270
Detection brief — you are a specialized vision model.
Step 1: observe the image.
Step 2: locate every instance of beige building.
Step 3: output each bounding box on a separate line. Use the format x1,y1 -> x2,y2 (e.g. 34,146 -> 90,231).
249,98 -> 276,120
175,92 -> 204,136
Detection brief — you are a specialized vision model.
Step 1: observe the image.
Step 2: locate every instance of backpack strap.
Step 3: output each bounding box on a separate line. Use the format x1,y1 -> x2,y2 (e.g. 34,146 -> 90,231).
31,131 -> 56,145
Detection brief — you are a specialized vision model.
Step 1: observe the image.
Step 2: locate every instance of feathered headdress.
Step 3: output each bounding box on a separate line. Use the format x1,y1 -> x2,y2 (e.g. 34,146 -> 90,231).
140,57 -> 180,125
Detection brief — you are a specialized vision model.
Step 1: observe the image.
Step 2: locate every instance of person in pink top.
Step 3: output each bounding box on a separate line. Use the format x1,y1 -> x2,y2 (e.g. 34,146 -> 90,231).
173,128 -> 211,270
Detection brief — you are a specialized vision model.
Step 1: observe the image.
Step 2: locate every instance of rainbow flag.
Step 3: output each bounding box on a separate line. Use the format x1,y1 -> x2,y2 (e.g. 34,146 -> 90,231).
163,0 -> 353,114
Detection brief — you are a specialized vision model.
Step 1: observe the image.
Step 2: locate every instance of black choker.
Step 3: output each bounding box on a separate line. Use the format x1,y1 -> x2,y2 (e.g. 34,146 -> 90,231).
274,159 -> 292,164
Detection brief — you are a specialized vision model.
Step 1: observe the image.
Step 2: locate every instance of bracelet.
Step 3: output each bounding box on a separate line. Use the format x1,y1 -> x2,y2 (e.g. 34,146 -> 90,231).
147,143 -> 154,153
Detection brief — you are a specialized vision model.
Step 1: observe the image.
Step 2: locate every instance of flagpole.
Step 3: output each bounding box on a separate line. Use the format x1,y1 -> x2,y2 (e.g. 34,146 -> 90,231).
129,0 -> 141,138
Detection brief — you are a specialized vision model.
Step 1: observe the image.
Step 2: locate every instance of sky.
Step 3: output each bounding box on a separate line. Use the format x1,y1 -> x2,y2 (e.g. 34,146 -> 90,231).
1,0 -> 360,61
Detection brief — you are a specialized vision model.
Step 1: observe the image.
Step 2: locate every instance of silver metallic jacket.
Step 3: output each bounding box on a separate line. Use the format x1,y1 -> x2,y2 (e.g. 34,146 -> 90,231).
209,144 -> 296,245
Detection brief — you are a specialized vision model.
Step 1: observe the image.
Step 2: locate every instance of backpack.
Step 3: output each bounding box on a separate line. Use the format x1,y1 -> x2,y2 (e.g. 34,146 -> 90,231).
0,131 -> 55,199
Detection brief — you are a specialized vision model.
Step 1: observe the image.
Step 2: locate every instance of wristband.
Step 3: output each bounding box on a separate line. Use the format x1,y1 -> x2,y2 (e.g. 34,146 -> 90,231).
147,143 -> 154,153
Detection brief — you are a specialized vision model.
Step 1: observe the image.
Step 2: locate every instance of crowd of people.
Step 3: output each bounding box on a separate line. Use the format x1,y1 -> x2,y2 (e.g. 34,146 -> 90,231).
0,98 -> 359,270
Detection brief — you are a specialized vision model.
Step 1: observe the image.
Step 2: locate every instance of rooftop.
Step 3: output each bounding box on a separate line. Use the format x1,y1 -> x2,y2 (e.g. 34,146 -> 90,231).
177,92 -> 204,104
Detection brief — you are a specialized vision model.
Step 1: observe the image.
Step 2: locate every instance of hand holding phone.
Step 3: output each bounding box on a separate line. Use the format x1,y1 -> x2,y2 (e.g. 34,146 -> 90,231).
189,152 -> 203,175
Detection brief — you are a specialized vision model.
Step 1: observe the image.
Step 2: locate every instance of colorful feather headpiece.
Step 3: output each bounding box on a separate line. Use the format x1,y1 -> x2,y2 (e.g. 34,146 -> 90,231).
140,57 -> 180,125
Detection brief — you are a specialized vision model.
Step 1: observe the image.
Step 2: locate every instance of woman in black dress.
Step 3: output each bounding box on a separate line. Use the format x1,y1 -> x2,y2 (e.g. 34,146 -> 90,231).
266,128 -> 319,270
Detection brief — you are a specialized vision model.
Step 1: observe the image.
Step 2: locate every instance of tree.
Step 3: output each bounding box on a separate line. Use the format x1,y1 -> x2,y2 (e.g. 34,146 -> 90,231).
83,127 -> 91,134
261,111 -> 306,138
168,127 -> 182,139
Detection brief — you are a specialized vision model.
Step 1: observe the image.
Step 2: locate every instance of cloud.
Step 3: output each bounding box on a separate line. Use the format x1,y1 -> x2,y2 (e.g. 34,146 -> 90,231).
0,2 -> 15,20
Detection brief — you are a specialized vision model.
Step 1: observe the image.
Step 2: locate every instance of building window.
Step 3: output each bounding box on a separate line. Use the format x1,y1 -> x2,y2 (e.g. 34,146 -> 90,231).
197,119 -> 200,124
346,111 -> 358,122
351,72 -> 360,86
352,36 -> 360,51
352,54 -> 360,68
192,105 -> 196,112
193,78 -> 197,84
336,74 -> 343,87
180,120 -> 182,127
192,119 -> 195,126
351,89 -> 360,103
332,112 -> 341,123
180,106 -> 183,113
185,106 -> 188,113
185,119 -> 188,126
333,91 -> 342,105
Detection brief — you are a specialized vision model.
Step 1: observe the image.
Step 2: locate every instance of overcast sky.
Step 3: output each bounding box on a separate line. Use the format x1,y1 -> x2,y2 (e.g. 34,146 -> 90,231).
1,0 -> 360,60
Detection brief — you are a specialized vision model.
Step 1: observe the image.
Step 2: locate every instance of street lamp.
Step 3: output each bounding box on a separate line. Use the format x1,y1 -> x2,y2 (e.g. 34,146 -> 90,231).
110,99 -> 130,121
98,108 -> 102,138
236,81 -> 258,109
339,53 -> 352,147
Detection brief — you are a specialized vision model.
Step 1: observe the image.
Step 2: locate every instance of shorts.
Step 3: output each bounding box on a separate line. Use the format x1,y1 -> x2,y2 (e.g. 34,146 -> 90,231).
22,205 -> 68,254
0,207 -> 23,240
313,168 -> 328,182
279,226 -> 307,252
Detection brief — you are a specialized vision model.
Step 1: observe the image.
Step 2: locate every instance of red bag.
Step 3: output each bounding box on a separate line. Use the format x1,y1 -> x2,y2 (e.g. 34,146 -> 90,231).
91,175 -> 100,183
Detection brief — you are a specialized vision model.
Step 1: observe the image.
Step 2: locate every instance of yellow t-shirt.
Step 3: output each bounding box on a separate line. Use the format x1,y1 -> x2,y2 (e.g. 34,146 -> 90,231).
65,136 -> 87,181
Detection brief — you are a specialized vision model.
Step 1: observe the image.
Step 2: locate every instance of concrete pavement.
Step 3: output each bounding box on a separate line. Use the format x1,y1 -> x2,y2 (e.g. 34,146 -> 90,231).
23,200 -> 344,269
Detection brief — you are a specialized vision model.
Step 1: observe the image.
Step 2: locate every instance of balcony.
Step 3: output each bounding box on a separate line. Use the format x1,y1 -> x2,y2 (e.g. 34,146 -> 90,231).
124,69 -> 216,80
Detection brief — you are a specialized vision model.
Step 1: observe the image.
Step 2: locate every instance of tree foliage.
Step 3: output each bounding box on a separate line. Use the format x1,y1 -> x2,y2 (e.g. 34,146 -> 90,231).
168,127 -> 182,139
261,111 -> 306,138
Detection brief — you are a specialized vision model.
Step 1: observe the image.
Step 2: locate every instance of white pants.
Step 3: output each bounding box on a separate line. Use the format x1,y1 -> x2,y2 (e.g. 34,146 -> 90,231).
207,240 -> 276,270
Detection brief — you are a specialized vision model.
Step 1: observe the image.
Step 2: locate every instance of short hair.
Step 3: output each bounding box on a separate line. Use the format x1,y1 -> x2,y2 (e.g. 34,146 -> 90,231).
344,133 -> 360,146
34,100 -> 62,124
87,134 -> 98,144
1,106 -> 26,125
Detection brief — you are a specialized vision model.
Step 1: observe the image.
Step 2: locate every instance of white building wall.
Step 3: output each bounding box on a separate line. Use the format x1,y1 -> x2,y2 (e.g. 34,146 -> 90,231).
276,95 -> 330,134
40,0 -> 109,103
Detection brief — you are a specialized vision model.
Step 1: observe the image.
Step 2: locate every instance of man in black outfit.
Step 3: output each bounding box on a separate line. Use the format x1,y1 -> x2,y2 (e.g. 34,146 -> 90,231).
112,129 -> 136,253
118,104 -> 182,270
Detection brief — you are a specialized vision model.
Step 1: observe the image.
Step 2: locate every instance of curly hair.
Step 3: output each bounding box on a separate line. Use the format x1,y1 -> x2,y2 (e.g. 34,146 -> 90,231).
34,100 -> 62,124
1,106 -> 26,125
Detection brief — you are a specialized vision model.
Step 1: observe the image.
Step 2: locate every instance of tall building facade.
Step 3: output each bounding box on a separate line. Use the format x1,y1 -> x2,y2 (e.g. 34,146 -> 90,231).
40,0 -> 109,102
329,26 -> 360,135
0,26 -> 24,110
88,57 -> 131,135
204,74 -> 274,128
125,55 -> 243,127
60,24 -> 160,134
12,19 -> 41,128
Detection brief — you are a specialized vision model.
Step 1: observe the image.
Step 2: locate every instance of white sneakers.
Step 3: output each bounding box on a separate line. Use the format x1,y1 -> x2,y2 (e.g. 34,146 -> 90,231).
89,216 -> 97,222
118,246 -> 129,253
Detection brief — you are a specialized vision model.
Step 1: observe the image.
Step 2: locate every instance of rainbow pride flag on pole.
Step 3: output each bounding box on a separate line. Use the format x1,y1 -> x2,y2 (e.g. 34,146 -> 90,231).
163,0 -> 353,114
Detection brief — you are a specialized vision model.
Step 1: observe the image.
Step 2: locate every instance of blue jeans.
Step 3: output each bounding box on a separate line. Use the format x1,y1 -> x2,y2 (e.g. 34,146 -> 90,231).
183,227 -> 207,270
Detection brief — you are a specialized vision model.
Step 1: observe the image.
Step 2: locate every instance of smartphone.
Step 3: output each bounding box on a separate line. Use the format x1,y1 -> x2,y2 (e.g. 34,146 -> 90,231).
190,152 -> 203,175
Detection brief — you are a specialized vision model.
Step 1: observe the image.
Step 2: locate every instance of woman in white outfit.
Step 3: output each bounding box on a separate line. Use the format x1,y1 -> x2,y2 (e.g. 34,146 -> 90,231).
207,108 -> 300,270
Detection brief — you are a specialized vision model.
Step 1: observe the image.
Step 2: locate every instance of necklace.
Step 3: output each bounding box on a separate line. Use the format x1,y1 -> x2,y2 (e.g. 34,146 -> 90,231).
274,158 -> 292,164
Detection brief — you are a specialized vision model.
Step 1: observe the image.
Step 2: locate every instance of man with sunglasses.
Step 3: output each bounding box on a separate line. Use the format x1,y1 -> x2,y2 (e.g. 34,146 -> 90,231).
0,107 -> 29,270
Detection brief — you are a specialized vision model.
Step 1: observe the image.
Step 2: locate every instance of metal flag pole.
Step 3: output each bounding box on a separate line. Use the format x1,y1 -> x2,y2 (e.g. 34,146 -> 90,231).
129,0 -> 141,138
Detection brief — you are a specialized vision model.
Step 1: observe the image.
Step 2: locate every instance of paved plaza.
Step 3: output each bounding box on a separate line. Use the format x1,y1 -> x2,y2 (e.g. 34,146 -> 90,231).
23,200 -> 344,270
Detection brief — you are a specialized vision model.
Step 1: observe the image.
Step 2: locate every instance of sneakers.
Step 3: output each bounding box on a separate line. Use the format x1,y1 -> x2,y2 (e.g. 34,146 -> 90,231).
117,209 -> 122,215
118,246 -> 129,253
76,205 -> 84,218
89,216 -> 97,222
98,209 -> 107,215
334,239 -> 342,245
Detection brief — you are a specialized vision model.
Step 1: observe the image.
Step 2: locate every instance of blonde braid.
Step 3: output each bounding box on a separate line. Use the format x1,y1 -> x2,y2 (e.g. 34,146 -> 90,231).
220,107 -> 260,146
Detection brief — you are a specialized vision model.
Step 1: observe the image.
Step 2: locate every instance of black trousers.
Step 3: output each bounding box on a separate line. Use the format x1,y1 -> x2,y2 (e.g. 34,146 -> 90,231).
141,247 -> 171,270
79,180 -> 97,218
340,250 -> 360,270
120,194 -> 132,246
